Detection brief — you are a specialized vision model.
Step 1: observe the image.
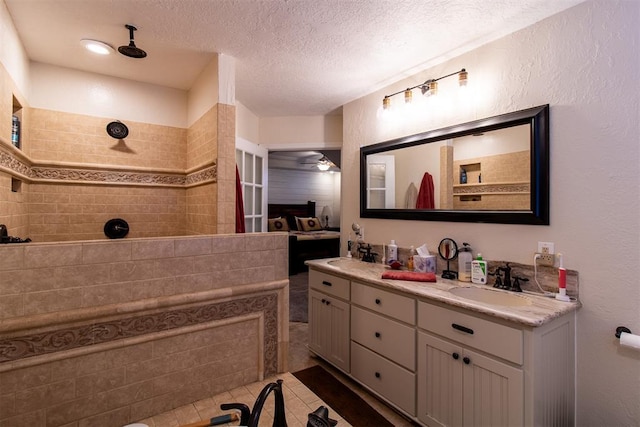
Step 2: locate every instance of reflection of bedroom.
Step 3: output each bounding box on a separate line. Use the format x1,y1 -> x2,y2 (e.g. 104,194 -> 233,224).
268,150 -> 341,229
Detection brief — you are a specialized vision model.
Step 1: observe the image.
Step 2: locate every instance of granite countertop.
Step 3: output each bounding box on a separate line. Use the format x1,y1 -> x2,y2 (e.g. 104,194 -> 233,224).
306,257 -> 581,327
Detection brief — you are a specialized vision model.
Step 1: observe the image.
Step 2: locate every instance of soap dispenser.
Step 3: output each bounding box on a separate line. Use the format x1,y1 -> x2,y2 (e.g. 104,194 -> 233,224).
387,240 -> 398,262
458,242 -> 472,282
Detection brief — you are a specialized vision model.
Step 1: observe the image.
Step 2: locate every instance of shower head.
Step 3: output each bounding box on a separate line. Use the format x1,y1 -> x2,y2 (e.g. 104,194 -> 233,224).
118,24 -> 147,59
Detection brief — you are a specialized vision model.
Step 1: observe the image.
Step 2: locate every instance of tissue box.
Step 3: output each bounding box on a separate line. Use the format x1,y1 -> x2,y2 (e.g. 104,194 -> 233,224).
414,255 -> 436,273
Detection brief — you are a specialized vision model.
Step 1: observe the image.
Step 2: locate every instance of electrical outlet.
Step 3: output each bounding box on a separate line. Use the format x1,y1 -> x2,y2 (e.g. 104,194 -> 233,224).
536,241 -> 555,266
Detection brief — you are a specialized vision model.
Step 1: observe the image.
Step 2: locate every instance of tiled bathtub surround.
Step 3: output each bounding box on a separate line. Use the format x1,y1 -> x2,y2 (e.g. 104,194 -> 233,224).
0,233 -> 289,427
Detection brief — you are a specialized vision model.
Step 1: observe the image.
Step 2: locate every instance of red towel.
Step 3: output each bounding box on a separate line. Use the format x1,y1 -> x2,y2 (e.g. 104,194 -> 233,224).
381,271 -> 437,282
416,172 -> 435,209
235,166 -> 245,233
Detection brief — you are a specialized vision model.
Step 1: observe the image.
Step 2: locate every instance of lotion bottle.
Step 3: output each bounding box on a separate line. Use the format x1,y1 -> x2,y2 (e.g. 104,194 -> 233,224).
407,246 -> 415,271
471,253 -> 488,284
387,240 -> 398,262
458,242 -> 472,282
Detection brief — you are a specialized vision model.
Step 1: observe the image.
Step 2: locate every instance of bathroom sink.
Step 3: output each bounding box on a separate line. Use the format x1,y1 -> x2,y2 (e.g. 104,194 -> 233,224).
327,259 -> 382,271
448,287 -> 532,307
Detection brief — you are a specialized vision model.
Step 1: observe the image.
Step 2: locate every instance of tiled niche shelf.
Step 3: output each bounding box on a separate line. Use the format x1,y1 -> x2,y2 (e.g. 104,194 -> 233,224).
11,95 -> 22,150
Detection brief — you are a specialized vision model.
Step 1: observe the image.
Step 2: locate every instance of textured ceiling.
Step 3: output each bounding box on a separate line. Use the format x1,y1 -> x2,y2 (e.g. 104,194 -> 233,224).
5,0 -> 582,117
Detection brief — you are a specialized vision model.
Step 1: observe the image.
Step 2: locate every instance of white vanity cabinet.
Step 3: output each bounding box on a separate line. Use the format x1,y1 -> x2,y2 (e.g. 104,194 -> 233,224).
417,302 -> 524,426
308,270 -> 350,372
350,281 -> 417,415
417,300 -> 574,427
307,264 -> 576,427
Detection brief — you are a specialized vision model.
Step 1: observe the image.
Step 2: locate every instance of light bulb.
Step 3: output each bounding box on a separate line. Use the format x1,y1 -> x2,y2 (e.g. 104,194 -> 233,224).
428,81 -> 438,96
458,69 -> 468,87
404,89 -> 413,104
81,39 -> 114,55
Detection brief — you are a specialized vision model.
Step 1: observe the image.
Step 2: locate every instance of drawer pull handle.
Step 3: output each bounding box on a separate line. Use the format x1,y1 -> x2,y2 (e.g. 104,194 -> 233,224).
322,280 -> 333,287
452,323 -> 474,335
375,372 -> 381,379
452,352 -> 459,360
375,332 -> 381,338
375,298 -> 381,305
463,356 -> 471,365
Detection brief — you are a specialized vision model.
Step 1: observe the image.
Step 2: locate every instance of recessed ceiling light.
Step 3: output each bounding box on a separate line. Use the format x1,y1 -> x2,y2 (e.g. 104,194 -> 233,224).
81,39 -> 114,55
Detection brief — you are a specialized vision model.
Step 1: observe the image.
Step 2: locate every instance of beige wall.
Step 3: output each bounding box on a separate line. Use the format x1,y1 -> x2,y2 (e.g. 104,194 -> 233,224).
259,114 -> 343,149
29,62 -> 188,128
342,1 -> 639,424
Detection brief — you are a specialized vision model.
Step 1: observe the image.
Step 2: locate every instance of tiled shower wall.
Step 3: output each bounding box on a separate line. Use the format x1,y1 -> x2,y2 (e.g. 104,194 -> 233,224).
0,60 -> 238,241
0,233 -> 289,427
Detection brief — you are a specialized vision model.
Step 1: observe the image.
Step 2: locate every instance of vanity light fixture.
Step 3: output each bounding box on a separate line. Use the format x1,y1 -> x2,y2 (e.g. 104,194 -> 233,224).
382,68 -> 468,109
81,39 -> 114,55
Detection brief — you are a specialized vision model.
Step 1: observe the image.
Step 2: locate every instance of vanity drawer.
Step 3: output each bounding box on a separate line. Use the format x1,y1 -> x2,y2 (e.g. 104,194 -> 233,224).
351,341 -> 416,416
351,306 -> 415,370
418,301 -> 523,364
309,270 -> 350,300
351,281 -> 415,324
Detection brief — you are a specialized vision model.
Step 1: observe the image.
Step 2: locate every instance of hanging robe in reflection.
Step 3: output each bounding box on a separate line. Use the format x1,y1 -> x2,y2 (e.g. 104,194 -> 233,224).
405,182 -> 418,208
416,172 -> 435,209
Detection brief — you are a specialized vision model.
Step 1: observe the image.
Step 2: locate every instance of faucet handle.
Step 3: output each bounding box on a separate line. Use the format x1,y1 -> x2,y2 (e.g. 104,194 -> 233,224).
511,276 -> 528,292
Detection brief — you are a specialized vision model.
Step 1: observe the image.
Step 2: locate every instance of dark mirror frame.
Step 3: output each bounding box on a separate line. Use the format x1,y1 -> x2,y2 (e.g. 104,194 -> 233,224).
360,104 -> 549,225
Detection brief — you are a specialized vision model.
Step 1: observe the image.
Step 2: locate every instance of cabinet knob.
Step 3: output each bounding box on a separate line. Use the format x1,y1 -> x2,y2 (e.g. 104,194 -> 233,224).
375,332 -> 381,338
321,299 -> 326,304
463,357 -> 471,365
375,298 -> 381,305
325,300 -> 331,305
452,352 -> 459,360
375,372 -> 381,378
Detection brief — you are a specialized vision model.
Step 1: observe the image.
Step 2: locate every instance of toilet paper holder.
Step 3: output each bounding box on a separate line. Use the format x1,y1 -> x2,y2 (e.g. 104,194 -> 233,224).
615,326 -> 632,338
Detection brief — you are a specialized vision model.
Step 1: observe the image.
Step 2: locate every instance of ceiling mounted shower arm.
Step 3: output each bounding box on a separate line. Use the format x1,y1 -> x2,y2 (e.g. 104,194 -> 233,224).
118,24 -> 147,59
126,24 -> 137,46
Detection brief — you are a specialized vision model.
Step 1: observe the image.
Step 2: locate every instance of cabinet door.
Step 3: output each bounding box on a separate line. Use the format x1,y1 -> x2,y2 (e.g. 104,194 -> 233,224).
418,332 -> 463,427
309,289 -> 350,372
462,348 -> 524,427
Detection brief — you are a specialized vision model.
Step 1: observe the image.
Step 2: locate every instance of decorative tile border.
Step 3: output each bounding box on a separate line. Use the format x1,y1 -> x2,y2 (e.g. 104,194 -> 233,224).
0,293 -> 278,376
0,147 -> 216,187
453,182 -> 530,194
0,150 -> 33,178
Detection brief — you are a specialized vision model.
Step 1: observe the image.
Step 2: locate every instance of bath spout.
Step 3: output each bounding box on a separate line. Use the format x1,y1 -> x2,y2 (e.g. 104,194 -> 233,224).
247,379 -> 287,427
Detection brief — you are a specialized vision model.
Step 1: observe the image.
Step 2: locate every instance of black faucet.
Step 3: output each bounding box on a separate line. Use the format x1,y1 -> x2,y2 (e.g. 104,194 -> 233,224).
497,264 -> 512,290
490,269 -> 503,288
218,379 -> 287,427
359,244 -> 377,263
511,276 -> 529,293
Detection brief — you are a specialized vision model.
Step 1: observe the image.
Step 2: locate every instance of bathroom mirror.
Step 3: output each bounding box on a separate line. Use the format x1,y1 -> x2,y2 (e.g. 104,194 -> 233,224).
360,104 -> 549,224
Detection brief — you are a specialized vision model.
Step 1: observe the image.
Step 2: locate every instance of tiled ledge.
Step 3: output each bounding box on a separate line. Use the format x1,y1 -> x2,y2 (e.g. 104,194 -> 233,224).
0,279 -> 288,335
0,143 -> 216,187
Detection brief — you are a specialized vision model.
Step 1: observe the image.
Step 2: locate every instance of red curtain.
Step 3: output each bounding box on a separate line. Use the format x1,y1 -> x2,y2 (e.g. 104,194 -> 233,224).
235,166 -> 246,233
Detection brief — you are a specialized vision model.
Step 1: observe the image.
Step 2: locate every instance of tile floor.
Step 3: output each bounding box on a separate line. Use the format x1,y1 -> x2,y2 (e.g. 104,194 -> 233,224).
134,322 -> 417,427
